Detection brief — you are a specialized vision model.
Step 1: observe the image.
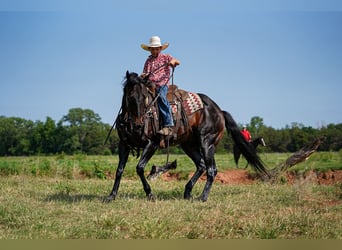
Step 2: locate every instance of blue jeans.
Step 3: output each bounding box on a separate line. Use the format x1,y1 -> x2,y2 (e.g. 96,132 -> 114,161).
157,85 -> 174,127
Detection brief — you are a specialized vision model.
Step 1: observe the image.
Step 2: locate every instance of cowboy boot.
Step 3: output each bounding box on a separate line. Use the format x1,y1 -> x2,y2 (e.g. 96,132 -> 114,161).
158,127 -> 173,136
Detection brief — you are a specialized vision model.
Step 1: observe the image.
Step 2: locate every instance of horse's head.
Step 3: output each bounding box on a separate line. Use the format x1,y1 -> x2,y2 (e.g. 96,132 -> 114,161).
123,71 -> 152,125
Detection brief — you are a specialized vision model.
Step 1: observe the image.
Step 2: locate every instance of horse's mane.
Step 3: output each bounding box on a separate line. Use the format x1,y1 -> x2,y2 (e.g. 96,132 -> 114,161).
123,71 -> 140,89
123,71 -> 156,94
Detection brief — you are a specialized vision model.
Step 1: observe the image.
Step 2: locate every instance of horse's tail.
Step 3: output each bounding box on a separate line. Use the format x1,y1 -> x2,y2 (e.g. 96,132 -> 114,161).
222,110 -> 270,180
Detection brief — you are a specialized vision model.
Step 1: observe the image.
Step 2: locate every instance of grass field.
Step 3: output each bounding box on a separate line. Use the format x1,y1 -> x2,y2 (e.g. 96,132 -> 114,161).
1,151 -> 341,179
0,153 -> 341,239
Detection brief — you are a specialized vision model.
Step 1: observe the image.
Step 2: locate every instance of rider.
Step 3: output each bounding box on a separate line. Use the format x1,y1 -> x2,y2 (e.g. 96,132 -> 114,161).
141,36 -> 180,136
241,125 -> 252,142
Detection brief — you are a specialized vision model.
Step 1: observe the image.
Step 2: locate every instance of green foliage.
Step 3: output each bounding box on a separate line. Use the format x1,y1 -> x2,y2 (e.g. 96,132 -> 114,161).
0,109 -> 113,156
54,181 -> 76,196
0,161 -> 19,176
94,163 -> 107,180
1,111 -> 342,156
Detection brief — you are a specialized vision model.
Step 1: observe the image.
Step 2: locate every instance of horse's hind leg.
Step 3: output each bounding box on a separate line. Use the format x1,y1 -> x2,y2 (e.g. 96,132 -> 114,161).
182,144 -> 206,200
136,140 -> 158,201
198,143 -> 217,202
233,145 -> 241,168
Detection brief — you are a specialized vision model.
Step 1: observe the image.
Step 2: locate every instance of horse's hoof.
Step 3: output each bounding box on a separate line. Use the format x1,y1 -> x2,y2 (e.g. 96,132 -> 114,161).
184,194 -> 193,201
196,196 -> 208,202
103,195 -> 115,203
147,193 -> 156,202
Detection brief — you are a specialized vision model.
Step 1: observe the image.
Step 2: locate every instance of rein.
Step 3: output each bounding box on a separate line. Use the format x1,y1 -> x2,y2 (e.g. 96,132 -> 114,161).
142,66 -> 175,166
143,62 -> 169,79
141,65 -> 175,118
104,107 -> 121,145
165,67 -> 175,165
106,65 -> 176,161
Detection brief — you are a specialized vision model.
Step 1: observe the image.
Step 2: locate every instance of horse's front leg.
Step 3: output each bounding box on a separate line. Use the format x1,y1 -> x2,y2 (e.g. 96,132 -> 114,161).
104,141 -> 129,203
136,140 -> 158,201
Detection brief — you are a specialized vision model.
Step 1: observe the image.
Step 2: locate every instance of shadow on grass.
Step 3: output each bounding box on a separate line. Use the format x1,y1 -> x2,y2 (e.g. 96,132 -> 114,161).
153,190 -> 184,201
44,187 -> 194,203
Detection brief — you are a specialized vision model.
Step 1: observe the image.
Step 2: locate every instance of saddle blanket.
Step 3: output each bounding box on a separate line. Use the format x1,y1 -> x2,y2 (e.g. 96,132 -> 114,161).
171,92 -> 203,115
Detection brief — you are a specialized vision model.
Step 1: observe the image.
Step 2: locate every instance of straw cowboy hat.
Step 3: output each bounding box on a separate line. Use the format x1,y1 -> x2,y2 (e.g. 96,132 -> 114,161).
141,36 -> 169,51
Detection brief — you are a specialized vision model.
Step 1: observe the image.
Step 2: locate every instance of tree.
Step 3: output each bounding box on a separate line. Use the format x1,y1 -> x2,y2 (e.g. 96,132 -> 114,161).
1,112 -> 341,156
0,116 -> 17,155
39,117 -> 58,154
0,116 -> 34,155
319,123 -> 342,151
249,116 -> 264,137
60,108 -> 107,154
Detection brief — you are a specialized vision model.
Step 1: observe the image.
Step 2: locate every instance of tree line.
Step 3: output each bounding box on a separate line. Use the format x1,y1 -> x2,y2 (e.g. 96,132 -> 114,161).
0,108 -> 341,156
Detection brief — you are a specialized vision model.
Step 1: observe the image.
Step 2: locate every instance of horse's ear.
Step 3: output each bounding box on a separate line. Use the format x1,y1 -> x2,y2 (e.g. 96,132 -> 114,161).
126,70 -> 130,79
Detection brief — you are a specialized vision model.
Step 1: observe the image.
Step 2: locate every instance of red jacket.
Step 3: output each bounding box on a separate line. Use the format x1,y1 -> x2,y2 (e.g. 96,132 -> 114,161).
241,129 -> 252,142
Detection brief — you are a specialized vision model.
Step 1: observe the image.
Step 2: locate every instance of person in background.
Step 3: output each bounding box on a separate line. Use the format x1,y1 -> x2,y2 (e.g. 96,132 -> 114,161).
241,124 -> 252,142
141,36 -> 180,136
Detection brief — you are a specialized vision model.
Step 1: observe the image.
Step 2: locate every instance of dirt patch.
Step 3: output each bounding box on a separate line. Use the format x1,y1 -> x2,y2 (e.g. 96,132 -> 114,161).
286,170 -> 342,185
161,169 -> 342,185
214,170 -> 257,184
162,170 -> 257,184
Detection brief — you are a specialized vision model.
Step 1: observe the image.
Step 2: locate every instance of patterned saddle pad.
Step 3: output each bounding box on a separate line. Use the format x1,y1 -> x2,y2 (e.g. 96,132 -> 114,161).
170,92 -> 203,116
181,92 -> 203,115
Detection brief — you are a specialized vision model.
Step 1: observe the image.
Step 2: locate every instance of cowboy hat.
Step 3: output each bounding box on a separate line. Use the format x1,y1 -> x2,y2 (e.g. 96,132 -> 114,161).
141,36 -> 169,51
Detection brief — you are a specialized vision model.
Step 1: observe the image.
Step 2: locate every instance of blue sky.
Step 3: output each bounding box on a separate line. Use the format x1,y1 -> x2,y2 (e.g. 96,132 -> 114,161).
1,0 -> 341,129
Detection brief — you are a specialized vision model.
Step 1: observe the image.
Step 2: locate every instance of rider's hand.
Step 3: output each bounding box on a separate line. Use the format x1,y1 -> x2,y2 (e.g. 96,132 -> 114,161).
169,59 -> 180,68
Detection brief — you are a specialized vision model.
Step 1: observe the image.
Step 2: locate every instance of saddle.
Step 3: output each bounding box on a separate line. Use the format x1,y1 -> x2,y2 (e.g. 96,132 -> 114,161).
144,84 -> 203,142
167,85 -> 189,137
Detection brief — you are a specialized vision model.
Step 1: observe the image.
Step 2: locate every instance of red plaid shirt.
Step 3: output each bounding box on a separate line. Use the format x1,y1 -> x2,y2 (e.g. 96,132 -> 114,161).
143,53 -> 173,87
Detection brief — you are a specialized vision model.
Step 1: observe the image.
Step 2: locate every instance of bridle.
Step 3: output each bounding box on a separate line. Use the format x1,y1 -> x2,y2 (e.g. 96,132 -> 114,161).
104,67 -> 175,145
124,79 -> 158,128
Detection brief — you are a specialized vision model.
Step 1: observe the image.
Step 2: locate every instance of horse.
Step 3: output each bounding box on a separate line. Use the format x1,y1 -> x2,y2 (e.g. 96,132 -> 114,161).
105,71 -> 270,202
233,137 -> 266,168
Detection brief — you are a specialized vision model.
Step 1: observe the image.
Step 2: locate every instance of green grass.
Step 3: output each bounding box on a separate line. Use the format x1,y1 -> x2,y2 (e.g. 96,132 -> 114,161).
0,175 -> 341,239
0,153 -> 341,239
0,152 -> 341,179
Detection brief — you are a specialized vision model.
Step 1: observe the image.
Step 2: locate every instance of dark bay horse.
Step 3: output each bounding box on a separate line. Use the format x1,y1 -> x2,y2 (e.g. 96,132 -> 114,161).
233,137 -> 266,168
105,71 -> 269,202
